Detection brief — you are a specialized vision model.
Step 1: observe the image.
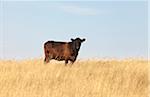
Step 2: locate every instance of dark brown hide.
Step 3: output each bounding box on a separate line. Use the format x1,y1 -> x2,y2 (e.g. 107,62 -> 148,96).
44,38 -> 85,64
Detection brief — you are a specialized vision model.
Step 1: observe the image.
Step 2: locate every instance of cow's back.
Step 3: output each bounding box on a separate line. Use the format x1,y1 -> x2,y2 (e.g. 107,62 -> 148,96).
44,41 -> 71,59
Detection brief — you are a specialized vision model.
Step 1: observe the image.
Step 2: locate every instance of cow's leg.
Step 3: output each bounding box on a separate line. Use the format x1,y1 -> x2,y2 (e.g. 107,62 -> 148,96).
44,57 -> 47,62
70,56 -> 76,65
65,60 -> 68,65
70,60 -> 75,64
47,55 -> 53,63
44,54 -> 52,64
44,58 -> 48,64
44,57 -> 49,64
44,50 -> 50,64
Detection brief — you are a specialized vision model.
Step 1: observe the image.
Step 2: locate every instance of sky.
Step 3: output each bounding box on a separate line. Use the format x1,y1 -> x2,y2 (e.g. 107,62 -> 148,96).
0,1 -> 148,59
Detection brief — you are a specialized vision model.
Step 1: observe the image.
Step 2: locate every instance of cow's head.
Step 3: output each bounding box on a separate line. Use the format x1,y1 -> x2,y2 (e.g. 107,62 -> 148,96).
71,37 -> 86,51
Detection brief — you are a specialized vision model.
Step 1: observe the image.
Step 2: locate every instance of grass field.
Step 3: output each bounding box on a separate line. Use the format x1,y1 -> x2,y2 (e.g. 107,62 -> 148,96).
0,58 -> 148,97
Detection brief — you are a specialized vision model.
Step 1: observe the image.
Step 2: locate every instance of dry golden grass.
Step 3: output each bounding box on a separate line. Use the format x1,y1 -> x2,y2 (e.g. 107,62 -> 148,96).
0,58 -> 148,97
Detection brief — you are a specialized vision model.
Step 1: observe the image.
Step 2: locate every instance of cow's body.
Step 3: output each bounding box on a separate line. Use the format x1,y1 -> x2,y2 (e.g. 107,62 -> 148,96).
44,38 -> 85,64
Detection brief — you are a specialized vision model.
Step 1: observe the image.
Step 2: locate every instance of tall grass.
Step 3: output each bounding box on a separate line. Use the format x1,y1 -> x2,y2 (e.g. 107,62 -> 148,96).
0,59 -> 148,97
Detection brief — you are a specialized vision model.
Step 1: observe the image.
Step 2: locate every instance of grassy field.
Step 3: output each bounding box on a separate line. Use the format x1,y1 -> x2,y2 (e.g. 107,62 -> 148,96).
0,58 -> 148,97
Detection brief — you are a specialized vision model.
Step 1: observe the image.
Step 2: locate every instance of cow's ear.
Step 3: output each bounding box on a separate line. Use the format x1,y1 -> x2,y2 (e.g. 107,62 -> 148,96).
82,38 -> 86,42
71,38 -> 74,41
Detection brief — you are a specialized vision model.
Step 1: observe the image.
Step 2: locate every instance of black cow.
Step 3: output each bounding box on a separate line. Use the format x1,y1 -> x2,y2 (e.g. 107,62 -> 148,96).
44,37 -> 86,65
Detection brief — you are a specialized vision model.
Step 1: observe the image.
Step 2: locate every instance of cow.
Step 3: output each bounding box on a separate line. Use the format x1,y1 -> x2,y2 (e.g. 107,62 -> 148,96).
44,37 -> 86,65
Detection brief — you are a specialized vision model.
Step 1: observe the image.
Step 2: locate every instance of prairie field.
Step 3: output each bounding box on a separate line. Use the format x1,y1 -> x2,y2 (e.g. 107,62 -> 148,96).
0,58 -> 148,97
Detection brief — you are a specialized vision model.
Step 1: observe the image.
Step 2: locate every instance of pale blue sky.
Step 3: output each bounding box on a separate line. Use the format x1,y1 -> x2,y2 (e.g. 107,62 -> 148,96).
0,1 -> 148,59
